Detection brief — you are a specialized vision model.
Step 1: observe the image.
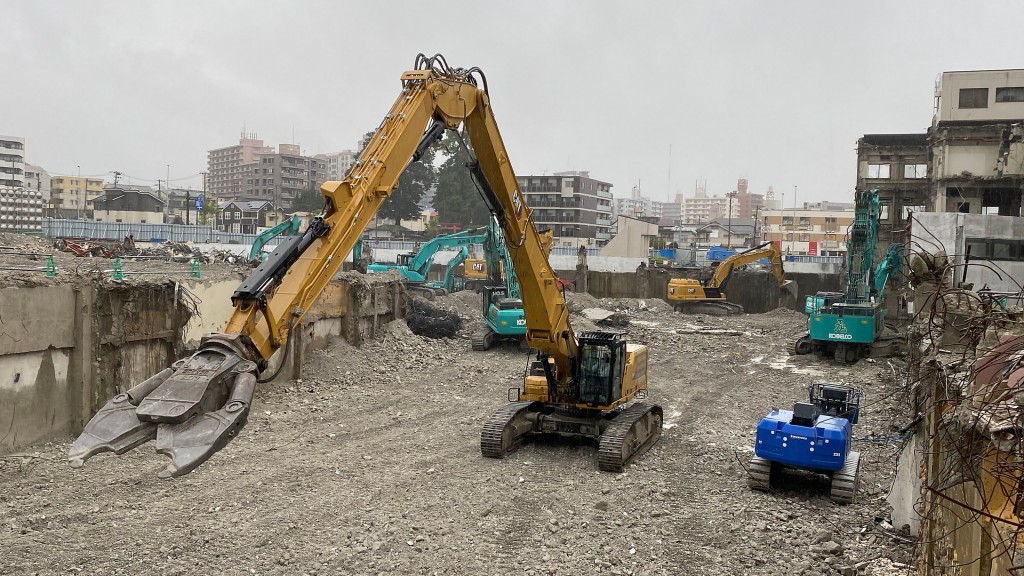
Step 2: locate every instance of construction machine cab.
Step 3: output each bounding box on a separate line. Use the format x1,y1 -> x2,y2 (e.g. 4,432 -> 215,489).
576,332 -> 627,407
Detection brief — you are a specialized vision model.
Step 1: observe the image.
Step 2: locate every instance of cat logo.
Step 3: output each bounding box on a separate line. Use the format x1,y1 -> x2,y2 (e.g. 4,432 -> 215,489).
512,188 -> 524,220
472,262 -> 485,272
829,318 -> 853,340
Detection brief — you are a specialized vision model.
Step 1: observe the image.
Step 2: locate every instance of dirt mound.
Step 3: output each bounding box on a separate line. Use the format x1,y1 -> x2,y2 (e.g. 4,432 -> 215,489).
437,289 -> 482,318
761,307 -> 806,320
405,296 -> 463,339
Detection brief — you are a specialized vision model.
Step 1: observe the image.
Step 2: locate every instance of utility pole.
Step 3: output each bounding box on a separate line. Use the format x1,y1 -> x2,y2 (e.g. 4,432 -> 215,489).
186,189 -> 191,226
793,185 -> 798,255
76,165 -> 81,219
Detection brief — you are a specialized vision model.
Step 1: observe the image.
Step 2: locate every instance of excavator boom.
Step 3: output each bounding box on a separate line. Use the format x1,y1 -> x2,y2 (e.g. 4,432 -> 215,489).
70,53 -> 659,478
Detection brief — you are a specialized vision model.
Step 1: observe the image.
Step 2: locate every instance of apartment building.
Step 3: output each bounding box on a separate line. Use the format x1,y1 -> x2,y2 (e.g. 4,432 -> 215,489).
240,143 -> 327,210
759,206 -> 855,256
612,186 -> 682,226
314,150 -> 357,181
207,133 -> 274,200
731,179 -> 766,219
517,170 -> 614,247
0,135 -> 25,187
24,164 -> 50,207
50,175 -> 105,218
681,184 -> 727,224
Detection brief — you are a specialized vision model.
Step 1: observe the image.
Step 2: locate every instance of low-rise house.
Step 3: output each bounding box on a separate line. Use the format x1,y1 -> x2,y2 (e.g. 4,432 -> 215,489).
92,186 -> 166,224
220,199 -> 282,234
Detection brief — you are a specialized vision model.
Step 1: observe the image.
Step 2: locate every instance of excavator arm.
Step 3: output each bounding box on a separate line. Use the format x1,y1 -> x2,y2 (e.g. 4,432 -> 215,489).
248,214 -> 302,261
69,56 -> 495,477
405,227 -> 486,279
709,241 -> 787,289
69,53 -> 583,478
71,54 -> 654,477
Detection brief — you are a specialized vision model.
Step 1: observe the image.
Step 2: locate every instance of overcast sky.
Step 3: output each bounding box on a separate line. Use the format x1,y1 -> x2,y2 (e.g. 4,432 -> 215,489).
4,1 -> 1023,205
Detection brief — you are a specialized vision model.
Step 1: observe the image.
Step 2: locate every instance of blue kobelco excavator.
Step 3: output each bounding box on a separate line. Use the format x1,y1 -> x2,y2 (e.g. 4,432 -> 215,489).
748,383 -> 862,504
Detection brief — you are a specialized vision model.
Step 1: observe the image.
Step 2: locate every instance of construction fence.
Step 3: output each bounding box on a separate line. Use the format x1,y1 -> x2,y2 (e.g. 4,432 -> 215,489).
42,219 -> 261,245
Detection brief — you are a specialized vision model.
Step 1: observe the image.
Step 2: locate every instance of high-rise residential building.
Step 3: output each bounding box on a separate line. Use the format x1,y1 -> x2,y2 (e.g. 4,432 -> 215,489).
681,183 -> 727,224
0,135 -> 25,187
314,150 -> 357,181
50,175 -> 105,219
731,178 -> 765,219
240,143 -> 328,209
207,133 -> 274,200
517,170 -> 614,247
613,186 -> 682,226
613,185 -> 652,219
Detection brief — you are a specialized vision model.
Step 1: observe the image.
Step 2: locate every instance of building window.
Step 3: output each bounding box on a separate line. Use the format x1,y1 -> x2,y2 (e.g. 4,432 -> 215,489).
995,87 -> 1024,103
958,88 -> 989,109
867,164 -> 890,179
904,164 -> 927,179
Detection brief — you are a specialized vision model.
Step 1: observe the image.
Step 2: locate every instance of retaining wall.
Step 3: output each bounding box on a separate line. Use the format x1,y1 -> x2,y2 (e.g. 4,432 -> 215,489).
0,273 -> 403,454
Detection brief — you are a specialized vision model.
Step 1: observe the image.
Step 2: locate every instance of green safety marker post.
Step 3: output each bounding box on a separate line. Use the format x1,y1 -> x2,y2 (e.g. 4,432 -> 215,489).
191,257 -> 202,279
112,257 -> 125,280
46,255 -> 56,277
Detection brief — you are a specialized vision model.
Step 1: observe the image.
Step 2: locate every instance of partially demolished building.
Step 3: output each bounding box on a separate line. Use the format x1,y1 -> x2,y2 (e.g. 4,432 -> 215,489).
861,70 -> 1024,574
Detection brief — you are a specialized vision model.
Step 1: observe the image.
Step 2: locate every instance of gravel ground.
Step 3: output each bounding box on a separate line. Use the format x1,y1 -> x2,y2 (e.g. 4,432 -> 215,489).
0,290 -> 915,575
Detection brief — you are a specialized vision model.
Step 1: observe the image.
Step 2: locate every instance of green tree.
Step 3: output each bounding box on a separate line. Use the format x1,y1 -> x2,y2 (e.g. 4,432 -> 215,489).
199,197 -> 219,225
432,133 -> 492,227
354,129 -> 437,226
291,185 -> 324,212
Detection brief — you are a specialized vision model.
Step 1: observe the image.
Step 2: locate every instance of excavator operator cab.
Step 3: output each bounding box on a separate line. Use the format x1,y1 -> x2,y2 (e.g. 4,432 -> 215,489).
576,331 -> 626,407
481,284 -> 522,316
396,253 -> 413,268
481,285 -> 507,316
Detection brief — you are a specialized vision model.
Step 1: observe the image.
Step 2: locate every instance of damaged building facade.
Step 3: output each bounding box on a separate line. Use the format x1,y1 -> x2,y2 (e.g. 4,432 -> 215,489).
864,70 -> 1024,575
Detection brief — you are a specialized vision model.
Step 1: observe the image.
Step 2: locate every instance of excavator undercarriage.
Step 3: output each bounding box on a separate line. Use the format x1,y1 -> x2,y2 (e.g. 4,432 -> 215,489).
481,401 -> 663,472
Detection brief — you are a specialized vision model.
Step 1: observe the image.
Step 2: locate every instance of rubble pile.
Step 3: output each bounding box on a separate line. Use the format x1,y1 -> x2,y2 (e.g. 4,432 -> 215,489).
405,296 -> 463,339
0,231 -> 249,287
0,287 -> 914,575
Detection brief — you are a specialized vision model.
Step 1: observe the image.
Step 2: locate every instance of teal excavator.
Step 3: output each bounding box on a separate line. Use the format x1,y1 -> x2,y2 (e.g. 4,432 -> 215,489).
794,189 -> 903,363
249,215 -> 302,261
366,227 -> 484,299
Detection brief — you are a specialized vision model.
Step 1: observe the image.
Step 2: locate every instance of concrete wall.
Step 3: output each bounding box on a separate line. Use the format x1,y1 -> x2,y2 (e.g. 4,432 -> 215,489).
913,212 -> 1024,297
559,265 -> 840,313
0,273 -> 403,454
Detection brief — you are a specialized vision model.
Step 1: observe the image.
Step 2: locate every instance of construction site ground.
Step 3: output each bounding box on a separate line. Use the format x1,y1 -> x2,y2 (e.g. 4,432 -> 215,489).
0,289 -> 914,576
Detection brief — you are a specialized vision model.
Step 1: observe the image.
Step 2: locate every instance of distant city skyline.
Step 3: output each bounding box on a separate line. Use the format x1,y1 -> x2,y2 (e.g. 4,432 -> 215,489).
5,2 -> 1024,205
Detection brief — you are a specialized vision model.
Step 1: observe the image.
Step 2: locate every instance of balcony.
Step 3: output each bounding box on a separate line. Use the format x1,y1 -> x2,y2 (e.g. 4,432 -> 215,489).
597,190 -> 613,199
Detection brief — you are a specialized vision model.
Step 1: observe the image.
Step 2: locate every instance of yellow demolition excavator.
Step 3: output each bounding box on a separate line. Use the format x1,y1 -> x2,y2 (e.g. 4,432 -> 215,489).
667,241 -> 791,315
68,54 -> 662,478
